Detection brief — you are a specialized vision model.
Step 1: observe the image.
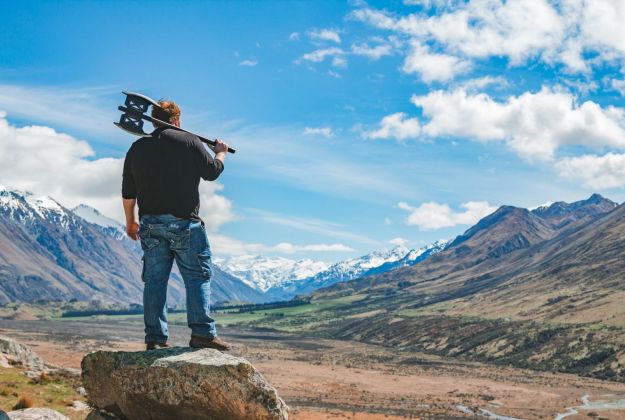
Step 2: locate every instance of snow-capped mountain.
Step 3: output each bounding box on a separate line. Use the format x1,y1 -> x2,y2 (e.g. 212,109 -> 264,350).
0,184 -> 79,231
72,204 -> 125,239
213,255 -> 328,292
0,184 -> 264,305
264,240 -> 448,300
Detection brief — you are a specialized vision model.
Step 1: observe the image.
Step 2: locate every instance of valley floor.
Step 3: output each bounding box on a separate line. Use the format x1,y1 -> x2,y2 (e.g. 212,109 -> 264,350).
2,319 -> 625,419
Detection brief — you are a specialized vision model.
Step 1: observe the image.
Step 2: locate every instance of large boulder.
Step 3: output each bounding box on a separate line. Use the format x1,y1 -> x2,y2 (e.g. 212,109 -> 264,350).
82,348 -> 288,420
0,336 -> 45,371
6,408 -> 69,419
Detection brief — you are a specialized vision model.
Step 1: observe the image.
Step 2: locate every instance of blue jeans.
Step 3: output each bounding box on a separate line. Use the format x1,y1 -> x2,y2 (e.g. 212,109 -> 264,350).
139,214 -> 216,343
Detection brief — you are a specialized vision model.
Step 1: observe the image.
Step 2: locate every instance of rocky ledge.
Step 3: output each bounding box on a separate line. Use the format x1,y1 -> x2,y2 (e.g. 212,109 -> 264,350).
82,348 -> 289,420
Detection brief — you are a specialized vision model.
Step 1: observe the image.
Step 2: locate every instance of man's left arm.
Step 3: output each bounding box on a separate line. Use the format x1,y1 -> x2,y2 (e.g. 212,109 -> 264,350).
122,147 -> 140,240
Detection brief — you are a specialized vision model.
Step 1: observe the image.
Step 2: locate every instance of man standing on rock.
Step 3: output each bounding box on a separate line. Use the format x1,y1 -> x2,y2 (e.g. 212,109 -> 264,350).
121,99 -> 231,351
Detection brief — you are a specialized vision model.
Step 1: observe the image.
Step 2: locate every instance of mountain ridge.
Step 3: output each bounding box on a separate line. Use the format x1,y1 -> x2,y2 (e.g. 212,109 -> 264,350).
0,186 -> 264,305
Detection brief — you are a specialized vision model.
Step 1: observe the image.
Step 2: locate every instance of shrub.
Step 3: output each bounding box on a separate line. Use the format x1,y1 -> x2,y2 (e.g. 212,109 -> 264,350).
13,394 -> 34,410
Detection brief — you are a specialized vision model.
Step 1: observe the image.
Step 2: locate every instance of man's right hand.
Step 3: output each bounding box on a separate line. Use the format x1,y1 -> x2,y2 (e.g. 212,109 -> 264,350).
209,139 -> 229,154
126,221 -> 140,241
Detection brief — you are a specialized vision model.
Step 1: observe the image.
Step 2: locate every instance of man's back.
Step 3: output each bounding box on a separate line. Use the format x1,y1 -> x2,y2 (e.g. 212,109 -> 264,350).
122,127 -> 223,220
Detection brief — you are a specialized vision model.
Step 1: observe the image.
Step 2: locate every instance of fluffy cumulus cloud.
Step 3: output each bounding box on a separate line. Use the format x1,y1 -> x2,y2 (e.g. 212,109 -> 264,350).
365,112 -> 420,140
409,87 -> 625,161
398,200 -> 496,230
351,42 -> 394,60
308,28 -> 341,44
555,153 -> 625,189
0,114 -> 234,231
402,41 -> 472,82
351,0 -> 625,81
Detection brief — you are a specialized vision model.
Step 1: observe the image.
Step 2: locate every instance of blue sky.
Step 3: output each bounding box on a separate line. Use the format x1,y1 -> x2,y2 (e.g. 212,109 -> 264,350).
2,0 -> 625,262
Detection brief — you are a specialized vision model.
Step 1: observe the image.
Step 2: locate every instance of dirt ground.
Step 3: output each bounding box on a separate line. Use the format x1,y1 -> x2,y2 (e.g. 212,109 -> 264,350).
2,319 -> 625,419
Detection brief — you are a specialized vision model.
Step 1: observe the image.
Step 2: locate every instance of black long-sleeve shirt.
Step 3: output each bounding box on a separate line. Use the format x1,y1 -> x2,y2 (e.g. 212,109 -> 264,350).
122,127 -> 224,220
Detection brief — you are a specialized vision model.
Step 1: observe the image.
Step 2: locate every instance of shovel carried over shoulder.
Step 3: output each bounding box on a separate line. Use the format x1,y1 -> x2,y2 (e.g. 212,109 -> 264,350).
114,91 -> 236,154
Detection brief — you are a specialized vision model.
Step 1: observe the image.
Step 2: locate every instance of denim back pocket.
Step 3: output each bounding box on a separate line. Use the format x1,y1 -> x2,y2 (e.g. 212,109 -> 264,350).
169,231 -> 190,251
140,236 -> 160,252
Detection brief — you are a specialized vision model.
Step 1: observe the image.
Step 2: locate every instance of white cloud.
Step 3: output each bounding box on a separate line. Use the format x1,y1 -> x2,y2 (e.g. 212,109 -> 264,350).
398,200 -> 496,230
247,208 -> 377,245
332,56 -> 348,68
239,59 -> 258,67
555,152 -> 625,189
351,1 -> 625,75
289,32 -> 300,41
303,126 -> 334,137
384,217 -> 392,225
298,47 -> 345,65
308,28 -> 341,44
272,242 -> 353,254
403,0 -> 461,7
411,87 -> 625,161
328,70 -> 342,78
210,234 -> 353,256
351,42 -> 393,60
402,41 -> 471,82
612,78 -> 625,96
365,112 -> 420,140
388,237 -> 408,247
0,115 -> 234,231
0,84 -> 118,137
457,76 -> 508,92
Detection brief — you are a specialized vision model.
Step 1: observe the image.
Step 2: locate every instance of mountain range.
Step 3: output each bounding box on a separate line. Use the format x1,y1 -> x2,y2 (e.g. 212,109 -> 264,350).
320,193 -> 618,308
212,255 -> 328,292
0,185 -> 264,306
306,193 -> 625,380
0,184 -> 448,306
263,240 -> 448,300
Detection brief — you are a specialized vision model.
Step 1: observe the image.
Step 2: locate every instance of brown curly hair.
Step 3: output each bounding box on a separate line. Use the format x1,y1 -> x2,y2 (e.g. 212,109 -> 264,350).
151,99 -> 181,126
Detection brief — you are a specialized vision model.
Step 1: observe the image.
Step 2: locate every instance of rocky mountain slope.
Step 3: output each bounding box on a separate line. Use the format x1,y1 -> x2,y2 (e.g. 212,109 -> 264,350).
0,186 -> 263,305
321,194 -> 618,304
305,194 -> 625,380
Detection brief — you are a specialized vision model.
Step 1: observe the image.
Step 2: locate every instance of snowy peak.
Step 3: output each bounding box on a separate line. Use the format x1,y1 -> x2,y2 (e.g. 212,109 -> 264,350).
213,254 -> 328,292
0,186 -> 68,226
73,204 -> 124,231
263,240 -> 449,301
0,185 -> 109,235
26,195 -> 66,217
402,240 -> 448,263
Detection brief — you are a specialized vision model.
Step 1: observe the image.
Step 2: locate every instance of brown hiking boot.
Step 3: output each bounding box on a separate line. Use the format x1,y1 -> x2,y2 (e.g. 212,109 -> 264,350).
146,342 -> 171,351
189,335 -> 231,351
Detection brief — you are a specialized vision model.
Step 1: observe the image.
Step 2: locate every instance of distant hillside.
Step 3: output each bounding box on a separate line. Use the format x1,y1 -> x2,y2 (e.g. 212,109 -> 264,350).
0,186 -> 264,306
319,194 -> 618,306
306,194 -> 625,381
